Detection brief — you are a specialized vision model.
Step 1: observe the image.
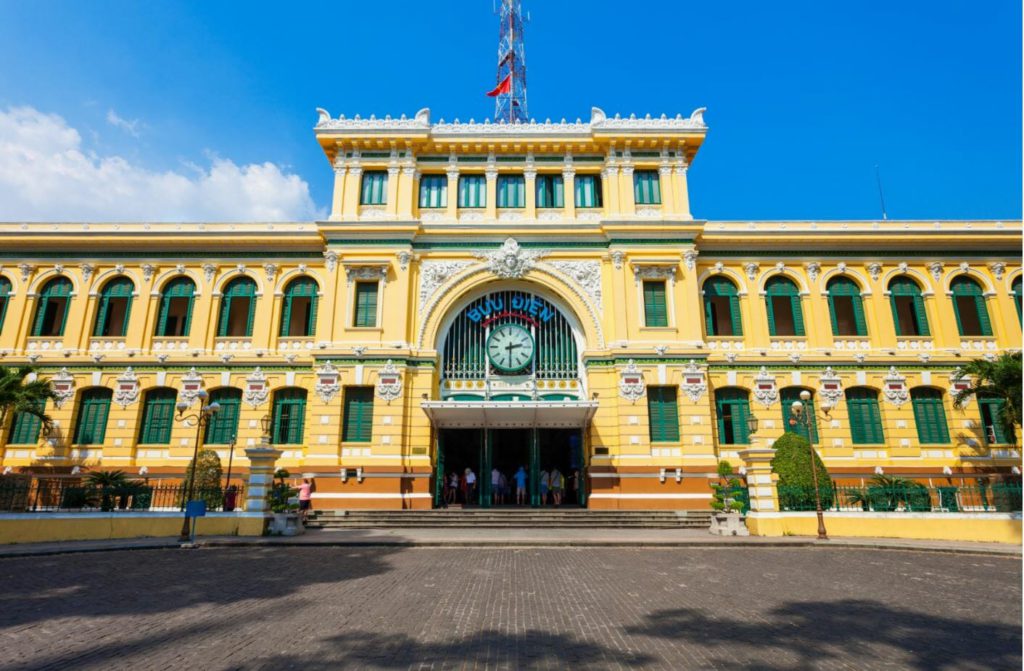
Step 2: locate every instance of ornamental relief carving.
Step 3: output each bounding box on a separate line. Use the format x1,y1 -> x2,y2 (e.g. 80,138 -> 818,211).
882,366 -> 909,407
375,360 -> 403,402
618,360 -> 646,402
475,238 -> 546,280
418,260 -> 476,311
753,366 -> 778,407
114,367 -> 140,408
680,360 -> 707,403
545,261 -> 603,312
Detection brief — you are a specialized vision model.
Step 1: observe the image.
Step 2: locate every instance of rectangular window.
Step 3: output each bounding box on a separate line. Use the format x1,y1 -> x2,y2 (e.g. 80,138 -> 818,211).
7,405 -> 43,445
830,296 -> 859,336
954,296 -> 984,336
647,386 -> 680,442
161,297 -> 192,336
138,395 -> 175,445
496,175 -> 526,208
273,392 -> 307,445
892,296 -> 925,336
205,392 -> 241,445
342,387 -> 374,442
574,174 -> 602,208
535,175 -> 564,208
633,170 -> 662,205
353,282 -> 379,327
74,392 -> 111,445
706,296 -> 736,336
643,280 -> 668,327
224,297 -> 253,337
284,296 -> 314,337
458,175 -> 486,208
360,171 -> 388,205
418,174 -> 448,209
770,296 -> 797,336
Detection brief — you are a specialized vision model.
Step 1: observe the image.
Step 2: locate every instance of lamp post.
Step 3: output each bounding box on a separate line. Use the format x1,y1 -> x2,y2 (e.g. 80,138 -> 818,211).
175,389 -> 221,542
789,389 -> 830,541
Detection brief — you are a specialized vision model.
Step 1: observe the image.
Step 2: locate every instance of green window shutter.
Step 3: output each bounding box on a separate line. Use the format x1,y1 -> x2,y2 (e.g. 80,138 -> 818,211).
93,278 -> 135,337
360,171 -> 388,205
791,296 -> 805,336
497,175 -> 525,208
307,290 -> 319,336
912,389 -> 949,444
888,293 -> 902,335
156,278 -> 196,337
827,293 -> 840,336
703,277 -> 742,336
272,389 -> 307,445
218,278 -> 257,337
33,277 -> 73,337
765,295 -> 777,336
951,278 -> 993,337
0,276 -> 10,334
418,175 -> 447,208
714,389 -> 751,445
575,175 -> 601,208
979,397 -> 1010,445
280,277 -> 319,337
138,389 -> 176,444
536,175 -> 564,208
1013,277 -> 1022,325
846,388 -> 883,444
647,387 -> 680,442
729,296 -> 743,336
703,294 -> 715,336
976,296 -> 993,336
911,295 -> 930,336
643,281 -> 668,327
354,282 -> 379,327
204,389 -> 242,444
889,277 -> 930,336
7,401 -> 44,445
633,170 -> 662,205
74,389 -> 112,445
343,387 -> 374,442
852,295 -> 867,336
459,175 -> 486,208
217,293 -> 232,337
244,291 -> 256,337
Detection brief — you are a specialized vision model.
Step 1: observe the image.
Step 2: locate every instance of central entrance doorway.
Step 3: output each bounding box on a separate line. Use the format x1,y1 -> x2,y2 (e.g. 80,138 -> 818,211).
435,428 -> 586,508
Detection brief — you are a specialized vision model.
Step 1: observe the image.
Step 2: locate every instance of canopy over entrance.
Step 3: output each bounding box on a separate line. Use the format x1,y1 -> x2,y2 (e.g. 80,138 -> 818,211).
421,400 -> 598,429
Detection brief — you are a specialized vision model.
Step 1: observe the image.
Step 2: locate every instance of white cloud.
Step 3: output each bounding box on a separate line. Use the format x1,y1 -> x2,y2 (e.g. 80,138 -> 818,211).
0,106 -> 321,221
105,109 -> 143,137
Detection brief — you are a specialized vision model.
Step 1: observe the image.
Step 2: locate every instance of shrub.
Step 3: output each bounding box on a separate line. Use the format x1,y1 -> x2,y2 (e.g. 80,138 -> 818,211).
269,468 -> 298,514
709,460 -> 746,513
771,432 -> 834,510
183,449 -> 224,510
865,475 -> 931,512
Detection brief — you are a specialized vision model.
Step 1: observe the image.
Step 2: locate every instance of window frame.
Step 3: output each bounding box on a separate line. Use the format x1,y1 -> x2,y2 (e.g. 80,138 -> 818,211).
271,388 -> 307,446
703,276 -> 742,337
765,277 -> 805,337
217,277 -> 258,338
647,386 -> 681,443
888,277 -> 930,337
73,388 -> 112,445
352,280 -> 380,328
845,387 -> 885,445
458,174 -> 487,208
360,170 -> 389,206
496,174 -> 526,208
418,174 -> 448,209
138,388 -> 177,445
910,387 -> 950,445
342,386 -> 375,443
204,388 -> 242,445
32,277 -> 73,337
826,277 -> 868,337
642,280 -> 669,328
715,388 -> 752,446
950,276 -> 992,337
535,174 -> 564,209
633,170 -> 662,205
93,277 -> 135,338
573,174 -> 602,209
155,277 -> 196,337
280,276 -> 319,338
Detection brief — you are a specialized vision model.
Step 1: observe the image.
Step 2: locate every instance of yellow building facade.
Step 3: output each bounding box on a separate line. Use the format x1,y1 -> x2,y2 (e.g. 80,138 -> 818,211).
0,106 -> 1020,509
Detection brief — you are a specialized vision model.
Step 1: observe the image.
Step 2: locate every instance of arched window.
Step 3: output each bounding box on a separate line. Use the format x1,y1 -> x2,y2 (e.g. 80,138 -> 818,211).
93,277 -> 135,337
765,277 -> 804,336
32,277 -> 73,337
138,388 -> 177,444
780,387 -> 818,444
271,388 -> 307,445
826,277 -> 867,336
910,387 -> 949,444
0,275 -> 11,334
845,388 -> 884,444
1013,276 -> 1022,325
950,276 -> 992,337
217,277 -> 257,337
73,388 -> 113,445
156,277 -> 196,337
280,277 -> 319,337
888,277 -> 930,336
204,388 -> 242,445
7,400 -> 45,445
714,388 -> 751,445
703,276 -> 742,336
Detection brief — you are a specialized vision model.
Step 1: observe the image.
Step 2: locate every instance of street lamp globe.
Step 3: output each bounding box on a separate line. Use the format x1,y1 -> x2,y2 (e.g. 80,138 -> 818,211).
175,400 -> 190,414
206,401 -> 221,415
791,400 -> 803,412
799,389 -> 811,402
196,389 -> 209,401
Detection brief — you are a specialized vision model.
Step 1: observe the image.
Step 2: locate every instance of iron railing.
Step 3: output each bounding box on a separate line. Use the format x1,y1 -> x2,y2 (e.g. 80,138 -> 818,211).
0,478 -> 246,513
775,482 -> 1022,513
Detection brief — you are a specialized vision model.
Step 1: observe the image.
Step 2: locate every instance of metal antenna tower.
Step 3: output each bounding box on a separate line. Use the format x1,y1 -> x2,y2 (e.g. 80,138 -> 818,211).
491,0 -> 528,123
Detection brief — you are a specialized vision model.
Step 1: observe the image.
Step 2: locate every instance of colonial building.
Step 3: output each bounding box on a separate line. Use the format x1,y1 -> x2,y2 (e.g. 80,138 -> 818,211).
0,106 -> 1020,509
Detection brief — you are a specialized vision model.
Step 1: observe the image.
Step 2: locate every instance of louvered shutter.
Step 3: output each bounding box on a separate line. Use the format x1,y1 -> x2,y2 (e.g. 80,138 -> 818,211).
648,387 -> 680,442
643,281 -> 668,327
343,387 -> 374,442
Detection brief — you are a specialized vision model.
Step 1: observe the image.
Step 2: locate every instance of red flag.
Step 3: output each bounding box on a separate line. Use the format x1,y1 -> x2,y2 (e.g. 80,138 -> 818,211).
486,75 -> 511,97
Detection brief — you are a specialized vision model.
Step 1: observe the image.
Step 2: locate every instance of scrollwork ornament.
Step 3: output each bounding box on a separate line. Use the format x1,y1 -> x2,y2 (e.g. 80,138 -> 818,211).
245,367 -> 269,407
753,366 -> 778,407
314,361 -> 341,403
882,366 -> 909,407
114,367 -> 140,408
475,238 -> 546,280
680,360 -> 707,403
375,359 -> 403,402
617,360 -> 646,402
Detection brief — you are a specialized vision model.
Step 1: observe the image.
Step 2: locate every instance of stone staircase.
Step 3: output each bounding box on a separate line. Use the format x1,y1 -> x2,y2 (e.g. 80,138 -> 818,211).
305,508 -> 713,529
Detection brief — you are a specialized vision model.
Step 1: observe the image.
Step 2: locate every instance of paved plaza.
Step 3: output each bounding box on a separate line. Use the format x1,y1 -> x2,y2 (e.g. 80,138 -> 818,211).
0,546 -> 1019,670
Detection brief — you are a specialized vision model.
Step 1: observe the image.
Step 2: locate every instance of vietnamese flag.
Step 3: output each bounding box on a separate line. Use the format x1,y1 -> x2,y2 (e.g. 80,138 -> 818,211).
486,75 -> 511,97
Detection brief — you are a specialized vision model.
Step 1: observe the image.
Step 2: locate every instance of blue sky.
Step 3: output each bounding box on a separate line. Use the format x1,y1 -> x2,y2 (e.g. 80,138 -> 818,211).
0,0 -> 1019,221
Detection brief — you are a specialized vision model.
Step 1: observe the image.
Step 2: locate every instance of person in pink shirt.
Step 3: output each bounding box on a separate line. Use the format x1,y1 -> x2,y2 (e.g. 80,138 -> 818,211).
298,478 -> 314,522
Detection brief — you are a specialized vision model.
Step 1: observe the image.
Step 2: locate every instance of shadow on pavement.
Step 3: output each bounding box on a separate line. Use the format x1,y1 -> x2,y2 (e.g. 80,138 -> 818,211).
243,630 -> 653,670
0,546 -> 400,629
625,599 -> 1022,670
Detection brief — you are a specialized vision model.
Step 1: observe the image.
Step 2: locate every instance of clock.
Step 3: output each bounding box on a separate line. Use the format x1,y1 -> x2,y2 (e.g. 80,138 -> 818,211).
486,323 -> 535,373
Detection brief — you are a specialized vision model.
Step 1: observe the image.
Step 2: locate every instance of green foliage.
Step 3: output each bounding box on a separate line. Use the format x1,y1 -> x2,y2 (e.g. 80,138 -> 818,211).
952,352 -> 1022,445
85,469 -> 141,511
709,460 -> 746,513
183,449 -> 223,509
863,475 -> 931,512
0,366 -> 59,435
269,468 -> 298,514
771,432 -> 834,509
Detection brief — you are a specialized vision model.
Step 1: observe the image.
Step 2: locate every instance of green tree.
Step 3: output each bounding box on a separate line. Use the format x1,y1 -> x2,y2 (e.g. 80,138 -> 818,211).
952,351 -> 1022,445
85,469 -> 137,512
0,366 -> 59,437
771,431 -> 835,510
183,449 -> 223,509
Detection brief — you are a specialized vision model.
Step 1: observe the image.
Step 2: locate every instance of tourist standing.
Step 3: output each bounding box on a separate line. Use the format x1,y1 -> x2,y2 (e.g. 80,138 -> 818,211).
550,468 -> 564,506
298,478 -> 314,522
447,471 -> 459,505
465,468 -> 477,504
539,468 -> 550,505
514,466 -> 527,505
492,467 -> 502,505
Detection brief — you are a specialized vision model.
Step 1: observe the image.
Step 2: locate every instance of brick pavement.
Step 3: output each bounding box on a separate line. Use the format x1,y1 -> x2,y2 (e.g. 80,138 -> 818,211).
0,547 -> 1019,670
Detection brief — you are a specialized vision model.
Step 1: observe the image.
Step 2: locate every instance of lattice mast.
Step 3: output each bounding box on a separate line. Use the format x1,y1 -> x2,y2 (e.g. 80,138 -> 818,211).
493,0 -> 528,123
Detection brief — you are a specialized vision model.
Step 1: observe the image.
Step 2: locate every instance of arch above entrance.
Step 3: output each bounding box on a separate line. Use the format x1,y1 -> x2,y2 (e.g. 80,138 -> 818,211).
417,264 -> 605,351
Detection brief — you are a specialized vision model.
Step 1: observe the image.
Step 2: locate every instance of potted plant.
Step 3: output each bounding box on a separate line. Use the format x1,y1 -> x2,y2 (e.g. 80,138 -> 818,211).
266,468 -> 304,536
709,461 -> 749,536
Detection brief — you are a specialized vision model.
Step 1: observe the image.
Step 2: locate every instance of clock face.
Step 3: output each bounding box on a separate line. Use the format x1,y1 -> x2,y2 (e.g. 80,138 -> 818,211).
486,323 -> 535,373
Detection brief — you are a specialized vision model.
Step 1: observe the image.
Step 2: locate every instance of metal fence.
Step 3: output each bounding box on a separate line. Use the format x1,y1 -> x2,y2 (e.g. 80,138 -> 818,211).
776,482 -> 1023,513
0,478 -> 246,513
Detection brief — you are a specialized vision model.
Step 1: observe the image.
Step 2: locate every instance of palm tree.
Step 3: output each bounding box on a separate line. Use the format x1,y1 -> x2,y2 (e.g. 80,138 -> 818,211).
952,352 -> 1022,445
0,366 -> 59,436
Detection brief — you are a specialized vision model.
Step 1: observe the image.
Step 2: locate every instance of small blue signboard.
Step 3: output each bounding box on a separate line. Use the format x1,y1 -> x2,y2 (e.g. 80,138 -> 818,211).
185,500 -> 207,518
